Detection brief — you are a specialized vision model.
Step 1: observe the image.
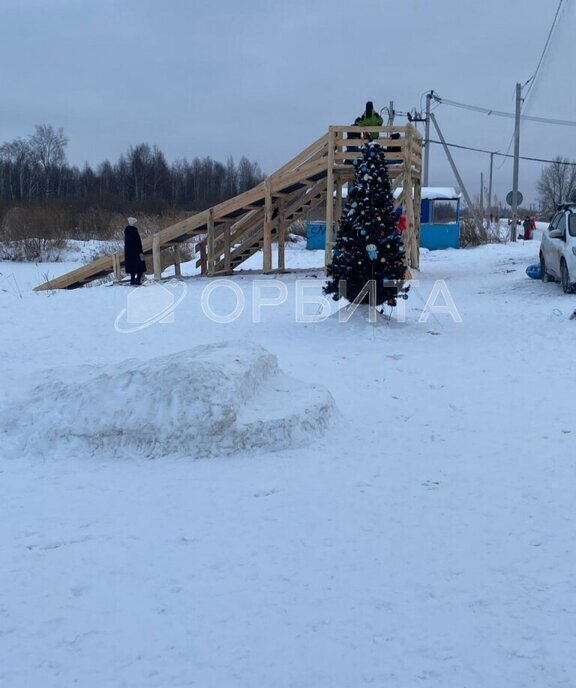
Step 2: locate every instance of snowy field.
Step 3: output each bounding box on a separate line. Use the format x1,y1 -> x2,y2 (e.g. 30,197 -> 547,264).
1,234 -> 576,687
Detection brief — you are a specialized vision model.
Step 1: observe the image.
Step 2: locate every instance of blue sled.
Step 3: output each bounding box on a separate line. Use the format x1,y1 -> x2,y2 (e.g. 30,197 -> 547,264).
526,264 -> 541,280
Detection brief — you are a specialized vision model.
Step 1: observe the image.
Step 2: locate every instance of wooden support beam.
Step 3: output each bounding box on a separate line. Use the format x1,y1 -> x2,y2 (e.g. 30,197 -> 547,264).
112,252 -> 122,283
402,132 -> 418,270
329,124 -> 415,134
173,245 -> 182,277
407,131 -> 419,268
263,178 -> 273,273
198,241 -> 207,275
413,177 -> 422,271
335,151 -> 409,163
335,137 -> 408,151
223,222 -> 232,273
277,199 -> 286,271
207,208 -> 215,276
324,128 -> 336,268
152,233 -> 162,280
335,180 -> 343,227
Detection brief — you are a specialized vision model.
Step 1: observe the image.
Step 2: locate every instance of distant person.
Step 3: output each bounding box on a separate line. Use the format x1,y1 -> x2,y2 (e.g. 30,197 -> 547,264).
356,101 -> 384,140
522,216 -> 532,240
124,217 -> 146,285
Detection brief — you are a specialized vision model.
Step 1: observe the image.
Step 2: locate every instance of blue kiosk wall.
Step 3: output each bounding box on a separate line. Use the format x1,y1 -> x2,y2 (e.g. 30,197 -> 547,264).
306,220 -> 327,250
306,193 -> 461,251
419,197 -> 461,250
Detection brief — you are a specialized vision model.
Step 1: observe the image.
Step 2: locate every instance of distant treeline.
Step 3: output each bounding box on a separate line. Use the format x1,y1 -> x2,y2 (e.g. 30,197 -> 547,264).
0,124 -> 264,213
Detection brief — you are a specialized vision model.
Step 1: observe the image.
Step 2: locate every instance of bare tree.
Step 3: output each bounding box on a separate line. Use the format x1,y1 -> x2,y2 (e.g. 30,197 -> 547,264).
223,156 -> 238,199
238,156 -> 264,193
126,143 -> 153,202
536,156 -> 576,216
0,138 -> 35,199
28,124 -> 68,198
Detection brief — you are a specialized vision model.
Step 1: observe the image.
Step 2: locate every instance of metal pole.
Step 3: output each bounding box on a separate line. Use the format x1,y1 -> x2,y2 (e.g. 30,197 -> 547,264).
511,82 -> 521,242
480,172 -> 484,228
488,152 -> 494,225
429,113 -> 484,233
423,91 -> 432,187
388,100 -> 395,126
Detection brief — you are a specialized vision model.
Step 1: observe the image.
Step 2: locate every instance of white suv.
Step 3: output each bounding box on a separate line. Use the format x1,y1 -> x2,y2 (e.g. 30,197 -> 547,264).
539,204 -> 576,292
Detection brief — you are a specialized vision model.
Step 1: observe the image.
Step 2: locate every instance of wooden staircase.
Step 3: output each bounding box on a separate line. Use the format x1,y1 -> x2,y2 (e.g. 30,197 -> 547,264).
34,125 -> 422,291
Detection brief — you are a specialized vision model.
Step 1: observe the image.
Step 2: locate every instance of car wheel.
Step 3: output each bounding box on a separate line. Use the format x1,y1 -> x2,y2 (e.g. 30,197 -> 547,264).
561,259 -> 572,293
540,253 -> 552,282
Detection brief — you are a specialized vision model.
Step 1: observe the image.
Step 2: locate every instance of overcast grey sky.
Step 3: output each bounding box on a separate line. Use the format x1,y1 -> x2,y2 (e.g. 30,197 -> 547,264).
2,0 -> 575,206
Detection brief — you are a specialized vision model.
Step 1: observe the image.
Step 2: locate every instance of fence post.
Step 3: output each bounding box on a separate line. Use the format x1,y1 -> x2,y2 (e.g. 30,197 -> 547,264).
173,245 -> 182,277
152,233 -> 161,280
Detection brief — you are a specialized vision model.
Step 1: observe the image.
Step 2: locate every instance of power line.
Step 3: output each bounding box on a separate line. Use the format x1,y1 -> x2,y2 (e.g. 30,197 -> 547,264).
433,94 -> 576,127
523,0 -> 565,104
427,138 -> 576,166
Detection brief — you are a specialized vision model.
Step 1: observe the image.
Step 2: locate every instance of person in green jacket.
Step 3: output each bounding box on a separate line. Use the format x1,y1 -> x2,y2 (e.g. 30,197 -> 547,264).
356,101 -> 383,139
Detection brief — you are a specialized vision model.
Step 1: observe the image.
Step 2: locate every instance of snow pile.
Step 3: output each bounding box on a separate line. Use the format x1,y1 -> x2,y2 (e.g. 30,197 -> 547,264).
5,340 -> 335,459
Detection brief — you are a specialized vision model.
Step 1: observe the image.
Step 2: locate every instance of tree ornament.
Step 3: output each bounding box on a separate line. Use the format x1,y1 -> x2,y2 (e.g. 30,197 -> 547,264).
366,244 -> 378,260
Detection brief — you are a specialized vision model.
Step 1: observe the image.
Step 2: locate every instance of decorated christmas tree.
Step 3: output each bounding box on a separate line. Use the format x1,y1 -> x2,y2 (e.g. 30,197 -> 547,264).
324,142 -> 409,307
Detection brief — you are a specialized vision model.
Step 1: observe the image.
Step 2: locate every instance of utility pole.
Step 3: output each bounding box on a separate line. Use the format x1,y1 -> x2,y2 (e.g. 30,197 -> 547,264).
488,152 -> 494,225
429,112 -> 484,233
480,172 -> 484,228
423,91 -> 432,187
388,100 -> 395,126
511,82 -> 522,242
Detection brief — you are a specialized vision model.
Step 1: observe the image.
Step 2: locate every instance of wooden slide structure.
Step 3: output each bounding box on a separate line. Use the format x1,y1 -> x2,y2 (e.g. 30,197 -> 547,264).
34,125 -> 422,291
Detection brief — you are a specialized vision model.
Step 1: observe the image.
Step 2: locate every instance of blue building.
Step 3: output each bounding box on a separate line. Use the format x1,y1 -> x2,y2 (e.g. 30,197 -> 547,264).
306,186 -> 461,251
415,187 -> 461,250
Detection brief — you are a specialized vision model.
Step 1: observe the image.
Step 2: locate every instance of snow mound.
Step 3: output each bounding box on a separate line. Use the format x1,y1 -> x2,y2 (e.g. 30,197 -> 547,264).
7,341 -> 335,459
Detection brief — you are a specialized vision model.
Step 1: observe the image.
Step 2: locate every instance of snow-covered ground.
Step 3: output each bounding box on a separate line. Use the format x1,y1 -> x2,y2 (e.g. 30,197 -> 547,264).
1,234 -> 576,688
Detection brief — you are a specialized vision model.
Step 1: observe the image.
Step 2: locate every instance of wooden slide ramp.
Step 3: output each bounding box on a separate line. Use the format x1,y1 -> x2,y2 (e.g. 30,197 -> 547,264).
34,125 -> 422,291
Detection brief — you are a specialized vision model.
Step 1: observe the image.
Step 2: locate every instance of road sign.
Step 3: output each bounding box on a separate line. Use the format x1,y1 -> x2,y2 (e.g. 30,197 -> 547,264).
506,190 -> 523,207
